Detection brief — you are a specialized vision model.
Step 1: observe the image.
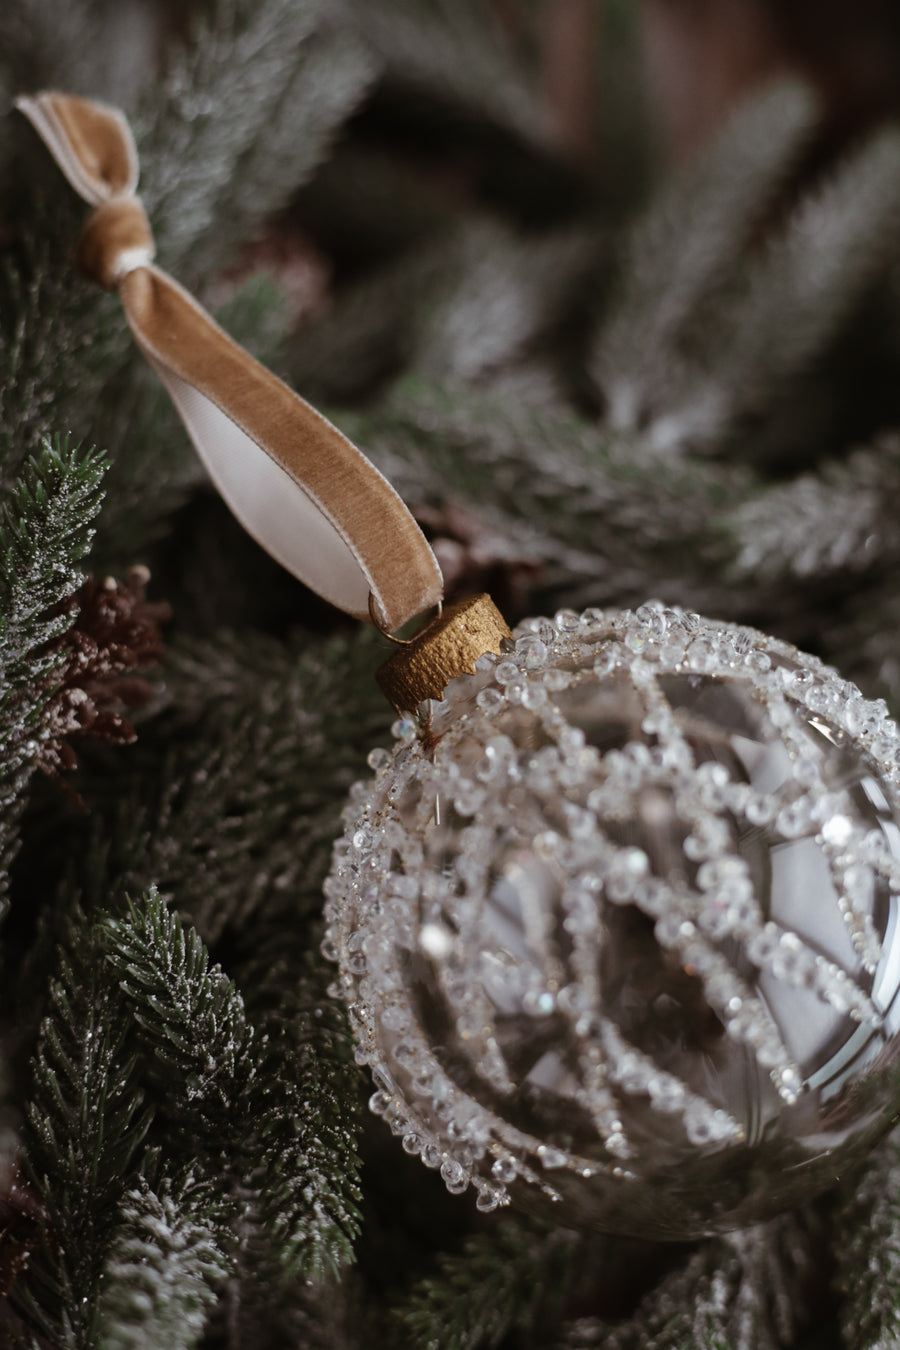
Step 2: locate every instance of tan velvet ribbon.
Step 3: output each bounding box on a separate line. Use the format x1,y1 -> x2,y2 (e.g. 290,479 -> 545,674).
16,92 -> 444,632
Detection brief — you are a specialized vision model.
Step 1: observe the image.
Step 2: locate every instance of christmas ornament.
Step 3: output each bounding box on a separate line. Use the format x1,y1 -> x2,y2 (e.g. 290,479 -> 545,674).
21,92 -> 900,1240
325,601 -> 900,1238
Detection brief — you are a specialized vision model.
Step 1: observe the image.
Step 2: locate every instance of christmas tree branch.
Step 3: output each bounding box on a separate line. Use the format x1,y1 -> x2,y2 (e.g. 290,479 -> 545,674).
104,891 -> 255,1144
95,1169 -> 231,1350
334,0 -> 553,150
12,916 -> 152,1348
726,433 -> 900,584
66,625 -> 389,947
593,80 -> 818,442
0,226 -> 121,488
407,220 -> 599,385
561,1215 -> 816,1350
683,127 -> 900,460
287,218 -> 602,405
0,434 -> 105,917
103,890 -> 362,1284
834,1134 -> 900,1349
336,381 -> 747,609
138,0 -> 378,282
392,1216 -> 591,1350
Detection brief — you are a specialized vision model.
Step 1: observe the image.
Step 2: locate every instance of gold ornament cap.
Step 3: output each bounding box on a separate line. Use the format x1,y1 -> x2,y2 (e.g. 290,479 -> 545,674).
376,593 -> 511,713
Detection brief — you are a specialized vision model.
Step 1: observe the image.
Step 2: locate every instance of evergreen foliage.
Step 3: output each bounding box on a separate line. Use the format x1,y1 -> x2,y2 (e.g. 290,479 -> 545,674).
0,239 -> 115,487
394,1218 -> 592,1350
61,626 -> 389,949
727,433 -> 900,585
138,0 -> 378,281
593,80 -> 819,440
336,381 -> 743,609
560,1216 -> 815,1350
13,918 -> 152,1348
287,218 -> 602,405
333,0 -> 554,151
95,1170 -> 231,1350
3,1 -> 900,1345
105,893 -> 255,1146
835,1136 -> 900,1349
249,972 -> 363,1283
0,435 -> 105,917
699,125 -> 900,459
595,96 -> 900,460
104,890 -> 362,1282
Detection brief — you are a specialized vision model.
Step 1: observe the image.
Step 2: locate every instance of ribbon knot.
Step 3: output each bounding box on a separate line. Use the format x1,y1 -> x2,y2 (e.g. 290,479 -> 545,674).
75,197 -> 155,290
16,91 -> 443,633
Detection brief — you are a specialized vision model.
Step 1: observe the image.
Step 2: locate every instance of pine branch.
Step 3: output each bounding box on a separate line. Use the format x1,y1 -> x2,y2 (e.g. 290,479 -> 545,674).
393,1216 -> 596,1350
227,25 -> 378,256
4,625 -> 385,1093
251,1021 -> 362,1282
92,670 -> 371,1283
95,1170 -> 231,1350
409,219 -> 599,384
160,622 -> 385,729
12,917 -> 152,1349
170,934 -> 365,1350
286,216 -> 600,406
0,435 -> 106,917
104,891 -> 362,1284
726,434 -> 900,584
0,437 -> 107,670
0,226 -> 123,488
0,191 -> 188,564
673,125 -> 900,457
592,81 -> 818,438
834,1133 -> 900,1349
66,625 -> 389,945
104,891 -> 254,1146
336,381 -> 749,610
285,231 -> 464,404
236,917 -> 364,1285
561,1216 -> 816,1350
334,0 -> 553,150
138,0 -> 377,282
75,717 -> 332,945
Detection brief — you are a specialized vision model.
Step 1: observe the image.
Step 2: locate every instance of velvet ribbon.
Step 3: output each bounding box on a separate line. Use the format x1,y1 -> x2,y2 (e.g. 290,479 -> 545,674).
16,92 -> 444,633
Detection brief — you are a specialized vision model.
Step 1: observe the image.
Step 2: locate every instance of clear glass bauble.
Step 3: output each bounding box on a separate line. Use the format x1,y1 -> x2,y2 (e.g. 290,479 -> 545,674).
324,604 -> 900,1238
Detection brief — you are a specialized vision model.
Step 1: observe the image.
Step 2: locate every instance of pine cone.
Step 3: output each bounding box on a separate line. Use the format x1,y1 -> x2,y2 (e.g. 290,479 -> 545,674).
37,566 -> 170,787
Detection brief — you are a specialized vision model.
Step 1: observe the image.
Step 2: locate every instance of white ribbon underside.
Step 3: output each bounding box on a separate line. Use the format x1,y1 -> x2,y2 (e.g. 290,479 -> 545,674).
155,366 -> 371,617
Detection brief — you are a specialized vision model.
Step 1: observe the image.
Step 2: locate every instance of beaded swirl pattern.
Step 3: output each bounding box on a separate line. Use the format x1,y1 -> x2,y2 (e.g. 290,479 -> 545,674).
324,605 -> 900,1223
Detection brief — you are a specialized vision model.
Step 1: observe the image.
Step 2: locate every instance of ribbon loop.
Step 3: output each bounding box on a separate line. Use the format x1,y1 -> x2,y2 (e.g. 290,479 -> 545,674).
75,198 -> 155,289
18,92 -> 138,204
16,91 -> 444,632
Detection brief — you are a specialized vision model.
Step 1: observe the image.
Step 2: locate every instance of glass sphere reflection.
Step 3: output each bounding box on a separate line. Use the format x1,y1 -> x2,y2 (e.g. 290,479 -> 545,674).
325,605 -> 900,1237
